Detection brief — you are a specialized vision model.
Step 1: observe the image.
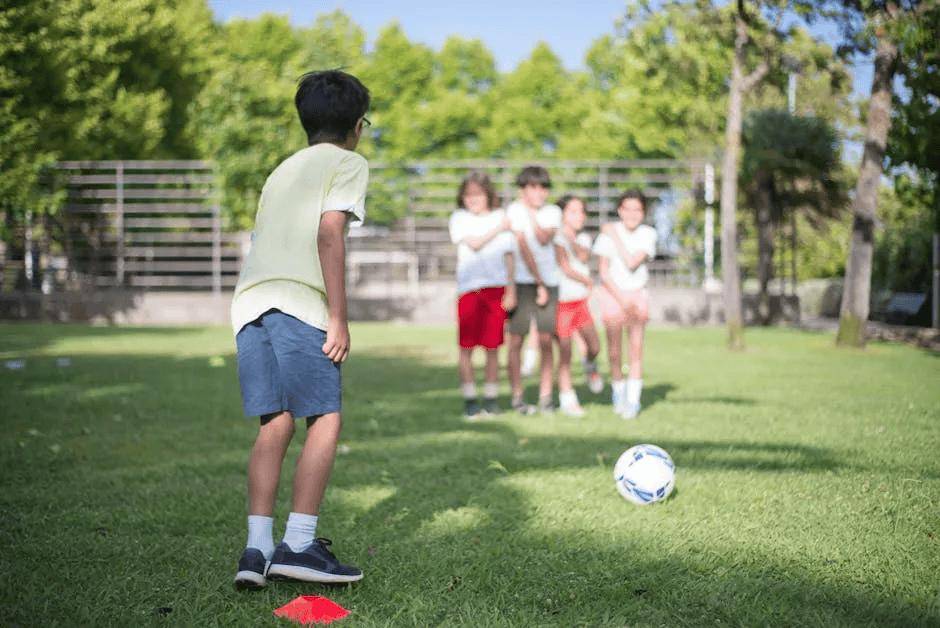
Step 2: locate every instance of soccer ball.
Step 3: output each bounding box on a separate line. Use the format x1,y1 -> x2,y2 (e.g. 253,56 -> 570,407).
613,444 -> 675,505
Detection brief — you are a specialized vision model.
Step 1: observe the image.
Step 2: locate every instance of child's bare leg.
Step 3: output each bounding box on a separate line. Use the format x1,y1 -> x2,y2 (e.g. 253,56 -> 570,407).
578,325 -> 601,362
484,348 -> 499,384
458,347 -> 475,385
291,413 -> 342,515
627,323 -> 645,378
537,331 -> 554,400
508,333 -> 525,398
248,411 -> 295,516
605,323 -> 624,382
558,335 -> 574,392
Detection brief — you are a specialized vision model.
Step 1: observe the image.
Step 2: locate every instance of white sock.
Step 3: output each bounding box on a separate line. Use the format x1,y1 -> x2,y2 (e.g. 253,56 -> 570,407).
483,381 -> 499,399
559,389 -> 579,408
626,378 -> 643,406
461,382 -> 477,400
247,515 -> 275,560
282,512 -> 318,552
612,378 -> 626,403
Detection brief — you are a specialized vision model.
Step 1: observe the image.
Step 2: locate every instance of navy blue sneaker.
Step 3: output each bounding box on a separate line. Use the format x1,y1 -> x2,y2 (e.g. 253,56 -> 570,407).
234,548 -> 269,589
266,538 -> 363,583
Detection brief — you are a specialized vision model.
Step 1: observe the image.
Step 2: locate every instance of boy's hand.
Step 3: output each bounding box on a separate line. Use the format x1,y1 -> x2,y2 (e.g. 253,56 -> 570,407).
582,277 -> 594,289
502,285 -> 517,312
536,284 -> 549,307
601,223 -> 614,235
323,318 -> 350,363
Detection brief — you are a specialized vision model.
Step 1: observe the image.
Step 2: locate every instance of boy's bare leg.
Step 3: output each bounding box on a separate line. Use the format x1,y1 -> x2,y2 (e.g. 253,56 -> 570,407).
508,332 -> 525,398
248,411 -> 295,516
291,413 -> 342,515
537,331 -> 554,400
558,336 -> 574,392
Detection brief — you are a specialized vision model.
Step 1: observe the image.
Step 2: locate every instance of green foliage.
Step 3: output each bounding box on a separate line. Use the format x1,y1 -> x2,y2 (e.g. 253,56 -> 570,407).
873,175 -> 935,292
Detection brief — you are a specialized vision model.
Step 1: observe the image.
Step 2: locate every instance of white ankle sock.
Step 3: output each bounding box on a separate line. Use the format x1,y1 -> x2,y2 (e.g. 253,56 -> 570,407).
282,512 -> 318,552
247,515 -> 275,560
626,378 -> 643,405
461,382 -> 477,400
483,382 -> 499,399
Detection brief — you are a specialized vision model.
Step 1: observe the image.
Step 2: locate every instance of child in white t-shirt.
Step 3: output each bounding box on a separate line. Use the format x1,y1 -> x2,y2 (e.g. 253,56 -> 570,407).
593,190 -> 657,419
553,195 -> 604,417
448,171 -> 516,419
505,166 -> 563,414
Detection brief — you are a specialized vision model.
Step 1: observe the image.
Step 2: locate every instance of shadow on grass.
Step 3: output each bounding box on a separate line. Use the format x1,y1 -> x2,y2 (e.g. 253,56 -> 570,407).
0,344 -> 936,626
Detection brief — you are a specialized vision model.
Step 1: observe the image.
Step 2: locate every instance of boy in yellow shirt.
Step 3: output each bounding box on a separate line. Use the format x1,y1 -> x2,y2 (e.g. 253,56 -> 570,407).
231,70 -> 369,588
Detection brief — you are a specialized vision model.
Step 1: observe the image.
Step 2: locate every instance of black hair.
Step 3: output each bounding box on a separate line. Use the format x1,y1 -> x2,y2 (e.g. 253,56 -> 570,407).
556,194 -> 584,211
615,189 -> 647,211
515,165 -> 552,189
295,70 -> 370,145
457,171 -> 498,209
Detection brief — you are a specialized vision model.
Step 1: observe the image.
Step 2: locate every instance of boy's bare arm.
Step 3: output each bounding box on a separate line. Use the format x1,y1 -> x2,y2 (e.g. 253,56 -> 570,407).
318,211 -> 350,363
502,251 -> 517,311
515,232 -> 545,285
528,207 -> 556,245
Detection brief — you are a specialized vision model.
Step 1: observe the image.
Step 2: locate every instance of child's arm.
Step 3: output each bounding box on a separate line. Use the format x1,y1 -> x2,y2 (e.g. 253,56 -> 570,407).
502,251 -> 517,311
318,211 -> 351,363
569,233 -> 592,263
600,223 -> 647,270
556,243 -> 592,287
515,232 -> 550,306
528,207 -> 556,246
464,214 -> 512,251
599,256 -> 630,311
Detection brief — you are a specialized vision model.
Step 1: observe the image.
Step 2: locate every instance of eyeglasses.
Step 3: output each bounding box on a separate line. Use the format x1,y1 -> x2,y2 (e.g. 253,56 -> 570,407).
362,116 -> 372,128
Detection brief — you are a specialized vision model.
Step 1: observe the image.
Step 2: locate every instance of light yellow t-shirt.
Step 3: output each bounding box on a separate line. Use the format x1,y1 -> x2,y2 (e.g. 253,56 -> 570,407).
230,143 -> 369,335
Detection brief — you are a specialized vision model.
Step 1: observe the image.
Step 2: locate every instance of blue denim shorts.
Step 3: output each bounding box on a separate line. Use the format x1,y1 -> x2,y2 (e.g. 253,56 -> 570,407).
235,309 -> 341,419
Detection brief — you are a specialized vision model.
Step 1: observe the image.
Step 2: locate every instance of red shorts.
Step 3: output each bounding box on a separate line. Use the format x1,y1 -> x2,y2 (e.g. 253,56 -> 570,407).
458,287 -> 506,349
556,299 -> 594,339
597,286 -> 650,325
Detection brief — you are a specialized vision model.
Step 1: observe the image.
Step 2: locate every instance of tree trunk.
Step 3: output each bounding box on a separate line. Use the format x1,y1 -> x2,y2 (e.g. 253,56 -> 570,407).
756,172 -> 775,325
720,13 -> 752,350
836,29 -> 898,347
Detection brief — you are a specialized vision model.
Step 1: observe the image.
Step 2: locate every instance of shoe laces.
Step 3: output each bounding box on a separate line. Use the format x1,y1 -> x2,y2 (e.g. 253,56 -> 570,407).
314,537 -> 336,559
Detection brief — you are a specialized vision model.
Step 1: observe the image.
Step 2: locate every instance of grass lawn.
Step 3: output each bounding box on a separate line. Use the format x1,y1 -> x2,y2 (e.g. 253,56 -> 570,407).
0,323 -> 938,627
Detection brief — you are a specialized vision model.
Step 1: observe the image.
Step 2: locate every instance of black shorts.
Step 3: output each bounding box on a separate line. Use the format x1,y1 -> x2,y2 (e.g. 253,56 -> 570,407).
507,283 -> 558,336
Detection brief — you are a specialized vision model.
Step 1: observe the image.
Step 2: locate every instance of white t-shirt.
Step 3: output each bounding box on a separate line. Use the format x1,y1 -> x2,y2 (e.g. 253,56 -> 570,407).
449,209 -> 515,295
592,223 -> 657,291
506,201 -> 562,286
554,231 -> 593,302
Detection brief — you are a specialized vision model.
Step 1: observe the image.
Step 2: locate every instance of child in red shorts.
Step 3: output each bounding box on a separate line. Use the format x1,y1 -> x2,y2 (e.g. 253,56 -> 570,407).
449,171 -> 517,418
554,195 -> 603,417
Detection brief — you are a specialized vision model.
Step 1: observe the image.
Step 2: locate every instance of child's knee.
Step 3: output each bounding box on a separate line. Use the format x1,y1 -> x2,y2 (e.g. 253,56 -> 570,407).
307,411 -> 342,432
259,411 -> 294,440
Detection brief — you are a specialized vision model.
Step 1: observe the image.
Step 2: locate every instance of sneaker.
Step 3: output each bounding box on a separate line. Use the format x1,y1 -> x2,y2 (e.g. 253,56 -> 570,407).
266,539 -> 363,584
620,402 -> 641,420
463,398 -> 483,419
482,397 -> 502,415
511,396 -> 537,415
537,395 -> 556,414
587,372 -> 604,395
559,390 -> 585,417
234,548 -> 269,590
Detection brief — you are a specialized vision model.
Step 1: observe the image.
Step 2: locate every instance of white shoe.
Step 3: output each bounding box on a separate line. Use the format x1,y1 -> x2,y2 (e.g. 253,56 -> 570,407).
560,401 -> 585,418
620,402 -> 641,420
587,372 -> 604,395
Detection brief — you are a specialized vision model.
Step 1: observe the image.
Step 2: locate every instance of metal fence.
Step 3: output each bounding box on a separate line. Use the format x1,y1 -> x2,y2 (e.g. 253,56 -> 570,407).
55,160 -> 242,292
3,158 -> 709,295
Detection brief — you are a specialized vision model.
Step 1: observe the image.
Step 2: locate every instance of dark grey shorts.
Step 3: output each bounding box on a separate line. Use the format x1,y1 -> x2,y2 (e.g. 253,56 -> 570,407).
235,309 -> 341,419
507,283 -> 558,336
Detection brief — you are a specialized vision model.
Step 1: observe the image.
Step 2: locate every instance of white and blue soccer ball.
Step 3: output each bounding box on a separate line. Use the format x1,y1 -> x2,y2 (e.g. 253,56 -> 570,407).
613,444 -> 675,505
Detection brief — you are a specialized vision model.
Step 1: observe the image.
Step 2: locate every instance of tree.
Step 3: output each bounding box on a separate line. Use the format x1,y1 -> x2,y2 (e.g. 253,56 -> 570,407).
720,0 -> 775,350
742,109 -> 845,323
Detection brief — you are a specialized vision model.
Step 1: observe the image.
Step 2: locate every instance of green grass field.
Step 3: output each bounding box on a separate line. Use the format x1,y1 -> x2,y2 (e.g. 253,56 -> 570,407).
1,323 -> 938,627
